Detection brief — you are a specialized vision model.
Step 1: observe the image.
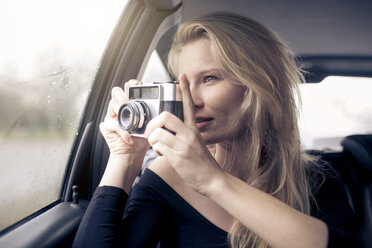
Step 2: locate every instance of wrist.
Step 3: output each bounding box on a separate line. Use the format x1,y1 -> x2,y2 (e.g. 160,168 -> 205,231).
203,169 -> 228,199
99,151 -> 147,193
107,152 -> 146,166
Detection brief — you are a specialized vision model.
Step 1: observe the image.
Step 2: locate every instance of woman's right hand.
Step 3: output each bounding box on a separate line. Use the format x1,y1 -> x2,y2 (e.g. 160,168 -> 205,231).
99,80 -> 150,157
99,80 -> 150,192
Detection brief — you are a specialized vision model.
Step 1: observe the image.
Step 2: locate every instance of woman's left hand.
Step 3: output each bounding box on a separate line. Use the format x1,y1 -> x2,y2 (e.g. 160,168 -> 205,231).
144,74 -> 222,195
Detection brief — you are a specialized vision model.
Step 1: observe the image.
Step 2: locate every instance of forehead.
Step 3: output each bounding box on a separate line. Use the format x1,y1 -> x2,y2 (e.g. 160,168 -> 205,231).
177,38 -> 218,74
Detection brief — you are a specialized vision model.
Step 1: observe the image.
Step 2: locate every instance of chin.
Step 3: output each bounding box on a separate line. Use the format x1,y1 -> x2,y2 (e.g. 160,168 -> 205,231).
200,132 -> 214,145
200,132 -> 225,145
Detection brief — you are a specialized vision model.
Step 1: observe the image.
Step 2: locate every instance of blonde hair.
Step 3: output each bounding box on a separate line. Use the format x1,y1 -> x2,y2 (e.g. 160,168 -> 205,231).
168,12 -> 323,248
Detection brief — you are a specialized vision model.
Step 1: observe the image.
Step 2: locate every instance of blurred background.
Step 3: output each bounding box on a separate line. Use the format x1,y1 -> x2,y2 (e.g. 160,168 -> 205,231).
0,0 -> 127,231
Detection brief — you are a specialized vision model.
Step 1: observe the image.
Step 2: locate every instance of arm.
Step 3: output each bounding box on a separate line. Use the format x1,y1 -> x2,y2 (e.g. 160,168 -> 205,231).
73,173 -> 170,248
72,186 -> 128,248
205,171 -> 328,248
73,81 -> 151,247
204,169 -> 361,248
99,154 -> 147,193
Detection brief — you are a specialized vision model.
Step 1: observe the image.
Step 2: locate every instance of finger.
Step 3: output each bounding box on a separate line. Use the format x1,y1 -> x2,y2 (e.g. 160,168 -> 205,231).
147,127 -> 181,150
152,142 -> 173,157
115,123 -> 134,144
110,82 -> 138,120
144,111 -> 183,138
99,121 -> 113,136
99,120 -> 120,140
107,98 -> 120,118
124,79 -> 141,94
179,74 -> 196,127
111,87 -> 127,106
100,121 -> 133,145
105,106 -> 114,123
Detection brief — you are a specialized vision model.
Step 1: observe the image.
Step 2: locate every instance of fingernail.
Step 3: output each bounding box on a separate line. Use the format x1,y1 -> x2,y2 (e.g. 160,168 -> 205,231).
177,74 -> 183,81
128,137 -> 134,144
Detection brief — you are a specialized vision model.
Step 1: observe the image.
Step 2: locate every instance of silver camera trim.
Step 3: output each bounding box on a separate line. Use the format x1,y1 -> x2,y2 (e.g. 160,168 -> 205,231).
119,81 -> 181,138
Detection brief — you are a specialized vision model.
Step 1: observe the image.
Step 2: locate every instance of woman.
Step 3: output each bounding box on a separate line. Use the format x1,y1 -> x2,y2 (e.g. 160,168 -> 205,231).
73,13 -> 359,248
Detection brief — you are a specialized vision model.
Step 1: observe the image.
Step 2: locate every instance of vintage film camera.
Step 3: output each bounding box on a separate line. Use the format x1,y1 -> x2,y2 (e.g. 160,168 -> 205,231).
118,81 -> 183,137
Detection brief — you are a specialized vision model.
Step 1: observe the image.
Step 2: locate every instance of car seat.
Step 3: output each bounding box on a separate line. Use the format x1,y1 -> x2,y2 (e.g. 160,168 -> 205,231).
341,134 -> 372,247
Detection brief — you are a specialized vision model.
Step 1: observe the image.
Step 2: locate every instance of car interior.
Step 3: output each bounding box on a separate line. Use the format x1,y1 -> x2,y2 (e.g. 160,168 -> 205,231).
0,0 -> 371,247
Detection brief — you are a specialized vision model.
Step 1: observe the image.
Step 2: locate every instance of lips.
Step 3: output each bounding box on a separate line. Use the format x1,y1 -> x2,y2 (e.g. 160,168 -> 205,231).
195,116 -> 213,129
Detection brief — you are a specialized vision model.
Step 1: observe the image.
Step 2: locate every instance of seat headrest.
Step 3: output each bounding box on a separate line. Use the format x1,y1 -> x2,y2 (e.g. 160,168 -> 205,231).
341,135 -> 372,182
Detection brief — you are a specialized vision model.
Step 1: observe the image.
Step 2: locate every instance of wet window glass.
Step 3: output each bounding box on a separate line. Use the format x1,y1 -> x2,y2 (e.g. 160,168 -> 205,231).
0,0 -> 127,231
299,76 -> 372,151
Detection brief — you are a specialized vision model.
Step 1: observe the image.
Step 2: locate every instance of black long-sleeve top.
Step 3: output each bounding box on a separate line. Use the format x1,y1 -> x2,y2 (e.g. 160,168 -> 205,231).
72,169 -> 362,248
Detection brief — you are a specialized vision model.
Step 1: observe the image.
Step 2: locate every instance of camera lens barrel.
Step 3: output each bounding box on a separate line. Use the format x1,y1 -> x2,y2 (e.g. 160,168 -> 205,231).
118,101 -> 150,133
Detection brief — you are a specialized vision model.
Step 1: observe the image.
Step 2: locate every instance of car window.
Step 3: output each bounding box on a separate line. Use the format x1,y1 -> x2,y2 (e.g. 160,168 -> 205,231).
299,76 -> 372,151
0,0 -> 127,231
141,50 -> 172,83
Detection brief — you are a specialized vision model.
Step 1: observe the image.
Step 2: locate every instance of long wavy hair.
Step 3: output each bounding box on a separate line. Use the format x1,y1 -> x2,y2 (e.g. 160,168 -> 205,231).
167,12 -> 323,248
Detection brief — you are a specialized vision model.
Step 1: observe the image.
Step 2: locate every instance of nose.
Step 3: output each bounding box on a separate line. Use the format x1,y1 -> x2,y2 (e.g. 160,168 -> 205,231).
189,84 -> 204,108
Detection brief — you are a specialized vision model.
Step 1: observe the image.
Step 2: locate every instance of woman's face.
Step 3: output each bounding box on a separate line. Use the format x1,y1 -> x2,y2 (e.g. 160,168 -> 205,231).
177,38 -> 245,144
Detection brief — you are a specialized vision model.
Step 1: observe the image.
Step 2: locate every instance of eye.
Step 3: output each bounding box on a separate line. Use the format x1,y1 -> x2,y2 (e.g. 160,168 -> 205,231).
203,75 -> 219,83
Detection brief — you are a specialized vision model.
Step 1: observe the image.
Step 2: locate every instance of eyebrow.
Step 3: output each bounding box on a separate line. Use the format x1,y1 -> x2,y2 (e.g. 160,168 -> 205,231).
197,68 -> 221,75
178,68 -> 223,80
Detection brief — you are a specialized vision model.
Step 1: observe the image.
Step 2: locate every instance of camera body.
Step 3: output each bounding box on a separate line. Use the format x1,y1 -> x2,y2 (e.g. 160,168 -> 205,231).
118,81 -> 183,137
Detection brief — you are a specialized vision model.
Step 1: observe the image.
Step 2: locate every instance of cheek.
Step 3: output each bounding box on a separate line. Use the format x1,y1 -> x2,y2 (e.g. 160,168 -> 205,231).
207,86 -> 243,115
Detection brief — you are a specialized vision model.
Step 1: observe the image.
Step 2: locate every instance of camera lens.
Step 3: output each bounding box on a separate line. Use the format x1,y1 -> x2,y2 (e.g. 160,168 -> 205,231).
118,101 -> 151,133
120,108 -> 133,128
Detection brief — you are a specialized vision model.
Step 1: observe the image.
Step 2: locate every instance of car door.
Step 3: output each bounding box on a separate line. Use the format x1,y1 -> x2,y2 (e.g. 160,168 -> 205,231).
0,0 -> 181,247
